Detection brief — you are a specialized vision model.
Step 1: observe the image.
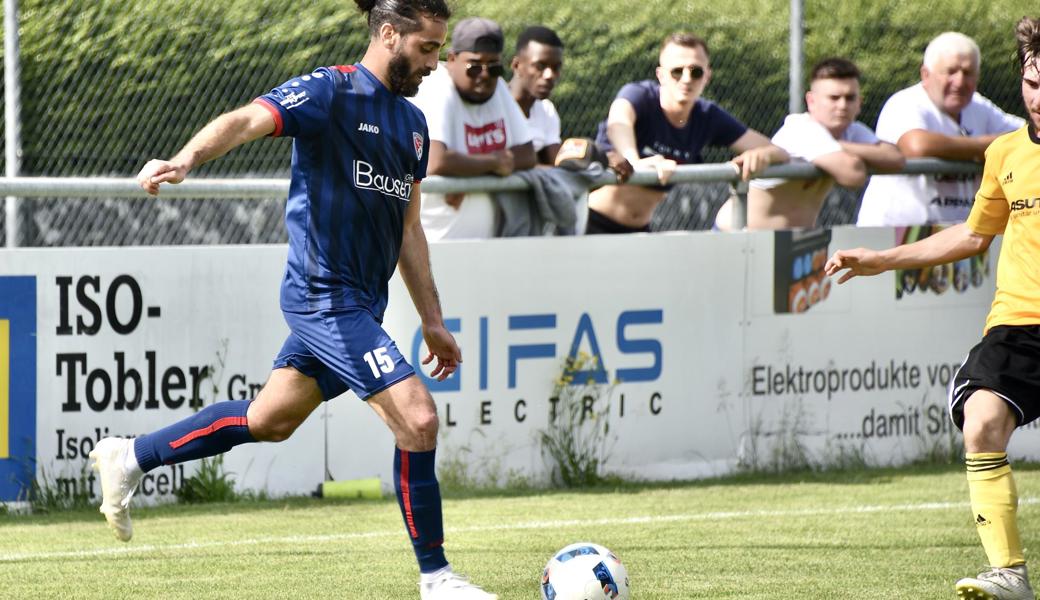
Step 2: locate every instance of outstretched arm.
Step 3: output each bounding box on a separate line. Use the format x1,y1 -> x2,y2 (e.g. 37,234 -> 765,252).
825,223 -> 994,284
137,102 -> 276,195
896,129 -> 999,161
397,183 -> 462,381
839,141 -> 905,173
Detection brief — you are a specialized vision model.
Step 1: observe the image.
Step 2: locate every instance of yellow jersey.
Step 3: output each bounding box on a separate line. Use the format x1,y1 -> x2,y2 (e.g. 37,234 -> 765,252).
967,125 -> 1040,332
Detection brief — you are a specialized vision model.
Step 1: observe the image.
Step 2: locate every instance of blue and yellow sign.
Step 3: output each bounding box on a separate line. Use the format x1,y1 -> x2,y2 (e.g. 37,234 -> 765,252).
0,277 -> 36,502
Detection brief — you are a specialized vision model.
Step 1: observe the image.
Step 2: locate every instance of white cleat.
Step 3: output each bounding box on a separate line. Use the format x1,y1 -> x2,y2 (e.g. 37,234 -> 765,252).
420,571 -> 498,600
956,565 -> 1036,600
88,437 -> 141,542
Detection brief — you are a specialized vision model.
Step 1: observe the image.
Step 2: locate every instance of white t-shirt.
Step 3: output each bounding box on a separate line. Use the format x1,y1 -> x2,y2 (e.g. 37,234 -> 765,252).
856,83 -> 1024,226
527,98 -> 562,154
409,69 -> 533,241
751,113 -> 879,190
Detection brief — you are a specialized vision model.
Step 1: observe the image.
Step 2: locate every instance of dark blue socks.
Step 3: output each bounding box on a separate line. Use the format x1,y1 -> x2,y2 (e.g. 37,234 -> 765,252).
133,400 -> 256,473
394,447 -> 448,572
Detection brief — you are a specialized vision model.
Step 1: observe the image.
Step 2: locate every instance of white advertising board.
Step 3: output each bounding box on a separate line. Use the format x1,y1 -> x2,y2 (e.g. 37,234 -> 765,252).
0,227 -> 1020,503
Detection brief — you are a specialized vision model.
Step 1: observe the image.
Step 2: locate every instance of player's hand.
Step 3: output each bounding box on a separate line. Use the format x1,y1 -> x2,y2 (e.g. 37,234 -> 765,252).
420,323 -> 463,381
490,149 -> 515,177
730,147 -> 772,181
136,159 -> 188,196
606,151 -> 633,184
825,248 -> 887,283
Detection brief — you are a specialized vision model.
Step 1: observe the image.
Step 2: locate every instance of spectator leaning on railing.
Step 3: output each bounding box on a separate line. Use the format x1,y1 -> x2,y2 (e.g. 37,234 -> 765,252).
732,57 -> 904,231
856,31 -> 1025,226
508,25 -> 564,166
409,17 -> 535,241
586,32 -> 788,234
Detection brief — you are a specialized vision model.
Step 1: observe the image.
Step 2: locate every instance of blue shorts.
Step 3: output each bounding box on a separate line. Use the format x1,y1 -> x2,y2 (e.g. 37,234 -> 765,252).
273,308 -> 414,401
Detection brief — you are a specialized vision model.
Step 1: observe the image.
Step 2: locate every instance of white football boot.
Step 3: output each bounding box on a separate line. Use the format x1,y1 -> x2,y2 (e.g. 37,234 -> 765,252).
419,570 -> 498,600
88,437 -> 142,542
956,565 -> 1036,600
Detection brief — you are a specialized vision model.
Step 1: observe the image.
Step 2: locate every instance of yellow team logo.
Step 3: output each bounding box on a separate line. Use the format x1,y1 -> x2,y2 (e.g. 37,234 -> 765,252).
0,319 -> 8,459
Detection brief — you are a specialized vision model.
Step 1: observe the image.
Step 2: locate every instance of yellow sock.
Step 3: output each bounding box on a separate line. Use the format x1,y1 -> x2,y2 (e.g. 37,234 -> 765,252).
966,452 -> 1025,567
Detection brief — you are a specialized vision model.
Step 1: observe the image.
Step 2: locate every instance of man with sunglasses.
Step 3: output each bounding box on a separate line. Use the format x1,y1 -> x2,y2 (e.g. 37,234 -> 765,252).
410,17 -> 535,241
587,32 -> 787,234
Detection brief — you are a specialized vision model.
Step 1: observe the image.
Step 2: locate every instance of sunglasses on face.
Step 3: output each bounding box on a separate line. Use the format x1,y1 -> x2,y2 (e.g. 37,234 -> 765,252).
465,62 -> 505,78
668,65 -> 706,81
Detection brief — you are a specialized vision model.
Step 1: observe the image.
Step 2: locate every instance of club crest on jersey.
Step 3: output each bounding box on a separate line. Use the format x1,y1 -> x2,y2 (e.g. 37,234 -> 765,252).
413,132 -> 424,160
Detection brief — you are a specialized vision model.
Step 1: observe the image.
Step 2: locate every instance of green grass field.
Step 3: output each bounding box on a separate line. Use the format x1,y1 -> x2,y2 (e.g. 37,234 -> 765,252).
2,464 -> 1039,599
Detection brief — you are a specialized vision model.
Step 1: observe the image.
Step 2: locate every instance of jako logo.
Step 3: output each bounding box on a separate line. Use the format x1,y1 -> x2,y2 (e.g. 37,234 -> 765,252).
357,122 -> 380,134
0,276 -> 37,502
353,160 -> 413,201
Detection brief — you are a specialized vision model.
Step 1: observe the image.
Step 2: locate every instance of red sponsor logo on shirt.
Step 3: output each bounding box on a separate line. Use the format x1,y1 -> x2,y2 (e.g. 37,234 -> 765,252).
465,120 -> 507,154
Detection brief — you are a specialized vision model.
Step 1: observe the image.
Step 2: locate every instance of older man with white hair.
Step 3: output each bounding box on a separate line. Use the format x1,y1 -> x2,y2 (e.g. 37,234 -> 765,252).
856,31 -> 1025,226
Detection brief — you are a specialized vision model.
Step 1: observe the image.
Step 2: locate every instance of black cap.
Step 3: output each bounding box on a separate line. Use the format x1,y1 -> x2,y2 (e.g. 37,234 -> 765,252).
450,17 -> 504,54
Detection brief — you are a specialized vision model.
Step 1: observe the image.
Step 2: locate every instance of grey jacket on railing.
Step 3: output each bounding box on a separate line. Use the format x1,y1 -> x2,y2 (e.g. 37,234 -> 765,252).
491,167 -> 591,237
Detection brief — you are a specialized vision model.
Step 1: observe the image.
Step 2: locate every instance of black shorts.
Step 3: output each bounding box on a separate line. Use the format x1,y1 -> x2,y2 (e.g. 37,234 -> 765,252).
949,325 -> 1040,430
585,208 -> 651,235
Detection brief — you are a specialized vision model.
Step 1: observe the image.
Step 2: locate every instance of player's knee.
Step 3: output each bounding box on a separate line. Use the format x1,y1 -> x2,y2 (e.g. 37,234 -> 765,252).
248,416 -> 300,443
403,409 -> 439,451
961,410 -> 1015,452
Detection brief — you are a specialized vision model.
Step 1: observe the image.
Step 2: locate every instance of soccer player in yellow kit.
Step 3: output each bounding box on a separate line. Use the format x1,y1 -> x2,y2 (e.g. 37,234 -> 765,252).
826,17 -> 1040,600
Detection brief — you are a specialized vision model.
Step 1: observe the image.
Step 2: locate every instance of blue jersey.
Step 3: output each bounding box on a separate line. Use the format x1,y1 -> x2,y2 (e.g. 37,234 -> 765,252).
255,64 -> 430,318
594,80 -> 746,164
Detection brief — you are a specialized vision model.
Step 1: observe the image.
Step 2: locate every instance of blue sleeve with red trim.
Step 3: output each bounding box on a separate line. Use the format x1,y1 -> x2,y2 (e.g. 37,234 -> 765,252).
254,67 -> 338,138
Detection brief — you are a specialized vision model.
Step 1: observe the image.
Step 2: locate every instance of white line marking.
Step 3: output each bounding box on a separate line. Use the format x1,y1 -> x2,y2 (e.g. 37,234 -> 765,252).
4,496 -> 1036,563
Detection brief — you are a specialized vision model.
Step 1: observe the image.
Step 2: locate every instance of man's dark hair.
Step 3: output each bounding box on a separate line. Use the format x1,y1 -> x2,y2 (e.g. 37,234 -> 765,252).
810,57 -> 861,82
659,33 -> 709,59
515,25 -> 563,53
354,0 -> 451,37
1015,16 -> 1040,70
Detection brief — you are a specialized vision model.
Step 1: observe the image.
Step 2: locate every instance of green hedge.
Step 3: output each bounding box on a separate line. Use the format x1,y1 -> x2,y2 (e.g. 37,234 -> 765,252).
7,0 -> 1037,176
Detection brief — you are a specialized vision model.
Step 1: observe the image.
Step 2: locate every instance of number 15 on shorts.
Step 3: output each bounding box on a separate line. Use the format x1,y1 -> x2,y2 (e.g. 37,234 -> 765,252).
363,347 -> 394,378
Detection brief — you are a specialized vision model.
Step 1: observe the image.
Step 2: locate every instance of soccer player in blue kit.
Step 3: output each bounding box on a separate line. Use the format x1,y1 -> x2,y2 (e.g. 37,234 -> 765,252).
88,1 -> 497,598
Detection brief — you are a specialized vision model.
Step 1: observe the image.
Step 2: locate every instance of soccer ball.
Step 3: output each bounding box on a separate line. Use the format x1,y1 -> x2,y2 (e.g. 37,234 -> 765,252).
540,542 -> 630,600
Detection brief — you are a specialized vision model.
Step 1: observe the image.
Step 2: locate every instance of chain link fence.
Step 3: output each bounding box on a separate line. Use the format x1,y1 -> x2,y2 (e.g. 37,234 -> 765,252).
1,0 -> 1033,245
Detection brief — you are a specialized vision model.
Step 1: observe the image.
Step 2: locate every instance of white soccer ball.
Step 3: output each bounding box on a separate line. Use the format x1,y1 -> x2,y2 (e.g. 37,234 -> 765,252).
540,542 -> 630,600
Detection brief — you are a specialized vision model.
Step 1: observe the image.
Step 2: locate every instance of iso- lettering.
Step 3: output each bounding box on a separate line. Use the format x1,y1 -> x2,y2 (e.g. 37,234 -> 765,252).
55,274 -> 161,336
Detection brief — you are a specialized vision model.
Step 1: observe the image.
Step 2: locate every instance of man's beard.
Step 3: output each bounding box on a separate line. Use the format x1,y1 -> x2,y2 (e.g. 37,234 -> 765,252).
457,88 -> 494,105
387,51 -> 424,97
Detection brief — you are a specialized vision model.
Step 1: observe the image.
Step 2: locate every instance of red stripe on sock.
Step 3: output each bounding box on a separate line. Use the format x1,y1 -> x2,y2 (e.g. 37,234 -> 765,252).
169,416 -> 248,449
400,450 -> 419,539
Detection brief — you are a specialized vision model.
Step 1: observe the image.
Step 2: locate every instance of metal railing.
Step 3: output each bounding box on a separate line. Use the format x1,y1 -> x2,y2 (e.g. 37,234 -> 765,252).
0,158 -> 982,245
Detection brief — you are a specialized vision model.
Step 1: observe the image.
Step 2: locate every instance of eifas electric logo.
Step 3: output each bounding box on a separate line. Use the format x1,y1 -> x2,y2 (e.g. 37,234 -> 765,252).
0,276 -> 37,503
